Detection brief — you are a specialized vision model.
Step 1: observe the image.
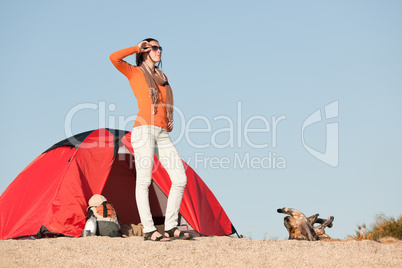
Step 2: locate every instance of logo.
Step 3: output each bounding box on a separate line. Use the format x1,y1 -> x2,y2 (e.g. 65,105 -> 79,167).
301,101 -> 339,167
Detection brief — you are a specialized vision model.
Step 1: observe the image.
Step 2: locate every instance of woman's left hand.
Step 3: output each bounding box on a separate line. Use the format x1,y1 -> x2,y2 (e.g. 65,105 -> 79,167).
168,121 -> 174,132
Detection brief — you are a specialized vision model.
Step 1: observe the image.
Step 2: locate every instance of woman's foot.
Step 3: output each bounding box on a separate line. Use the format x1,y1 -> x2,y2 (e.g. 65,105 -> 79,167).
144,230 -> 170,242
164,227 -> 193,240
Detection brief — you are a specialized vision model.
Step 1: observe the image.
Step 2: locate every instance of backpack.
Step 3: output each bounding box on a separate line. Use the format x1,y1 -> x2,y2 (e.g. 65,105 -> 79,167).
87,194 -> 121,237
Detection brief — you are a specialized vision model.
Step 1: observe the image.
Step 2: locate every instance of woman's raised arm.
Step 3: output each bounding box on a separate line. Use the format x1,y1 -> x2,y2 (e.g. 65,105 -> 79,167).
109,41 -> 152,79
109,46 -> 140,79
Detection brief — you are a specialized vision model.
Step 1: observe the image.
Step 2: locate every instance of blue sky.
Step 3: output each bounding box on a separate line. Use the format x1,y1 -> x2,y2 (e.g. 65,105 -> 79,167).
1,0 -> 401,239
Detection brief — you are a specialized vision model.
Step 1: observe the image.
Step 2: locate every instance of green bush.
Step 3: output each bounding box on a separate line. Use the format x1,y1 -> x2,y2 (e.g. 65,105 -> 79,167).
353,214 -> 402,240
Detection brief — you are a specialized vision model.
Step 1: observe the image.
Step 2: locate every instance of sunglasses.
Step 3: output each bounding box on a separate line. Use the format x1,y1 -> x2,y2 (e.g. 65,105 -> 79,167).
150,46 -> 163,52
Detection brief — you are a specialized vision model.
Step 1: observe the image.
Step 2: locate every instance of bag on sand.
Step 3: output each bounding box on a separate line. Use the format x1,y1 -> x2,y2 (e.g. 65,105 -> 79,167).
87,194 -> 121,237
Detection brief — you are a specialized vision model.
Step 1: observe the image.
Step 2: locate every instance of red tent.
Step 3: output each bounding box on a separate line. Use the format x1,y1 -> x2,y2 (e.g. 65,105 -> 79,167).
0,129 -> 236,240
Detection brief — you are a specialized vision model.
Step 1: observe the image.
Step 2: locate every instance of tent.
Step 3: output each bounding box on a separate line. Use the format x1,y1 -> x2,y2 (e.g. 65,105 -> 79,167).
0,128 -> 236,240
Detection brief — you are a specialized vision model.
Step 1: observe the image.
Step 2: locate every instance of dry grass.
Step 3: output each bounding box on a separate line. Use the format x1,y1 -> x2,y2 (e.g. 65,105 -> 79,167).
352,214 -> 402,241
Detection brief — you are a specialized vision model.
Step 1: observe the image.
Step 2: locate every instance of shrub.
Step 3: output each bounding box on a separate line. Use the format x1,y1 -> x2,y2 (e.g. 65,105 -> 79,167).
353,214 -> 402,240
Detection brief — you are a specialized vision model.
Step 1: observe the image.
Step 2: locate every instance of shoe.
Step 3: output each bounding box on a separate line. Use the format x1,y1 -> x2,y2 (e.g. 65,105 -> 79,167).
144,230 -> 170,242
164,227 -> 193,240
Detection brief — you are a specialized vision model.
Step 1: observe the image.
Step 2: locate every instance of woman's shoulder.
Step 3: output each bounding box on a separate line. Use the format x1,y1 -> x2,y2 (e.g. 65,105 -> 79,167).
131,65 -> 145,75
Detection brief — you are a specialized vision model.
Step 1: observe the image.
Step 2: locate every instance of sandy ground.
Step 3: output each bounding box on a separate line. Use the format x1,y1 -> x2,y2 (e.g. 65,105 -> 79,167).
0,236 -> 401,267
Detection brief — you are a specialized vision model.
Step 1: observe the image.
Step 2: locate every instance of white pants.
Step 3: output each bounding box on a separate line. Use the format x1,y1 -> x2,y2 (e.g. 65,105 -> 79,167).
131,125 -> 187,233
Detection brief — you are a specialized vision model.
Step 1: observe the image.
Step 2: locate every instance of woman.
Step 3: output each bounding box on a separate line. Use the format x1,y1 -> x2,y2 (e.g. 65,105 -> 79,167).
110,38 -> 192,241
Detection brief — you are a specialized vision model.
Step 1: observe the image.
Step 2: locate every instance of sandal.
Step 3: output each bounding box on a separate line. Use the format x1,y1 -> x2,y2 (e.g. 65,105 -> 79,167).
164,227 -> 193,240
144,230 -> 170,242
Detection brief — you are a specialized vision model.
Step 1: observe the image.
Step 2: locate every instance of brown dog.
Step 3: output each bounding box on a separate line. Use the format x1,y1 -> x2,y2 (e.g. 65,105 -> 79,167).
277,207 -> 334,241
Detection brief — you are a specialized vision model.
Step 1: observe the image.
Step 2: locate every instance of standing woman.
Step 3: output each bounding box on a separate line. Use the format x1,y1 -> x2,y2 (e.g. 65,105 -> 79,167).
110,38 -> 192,241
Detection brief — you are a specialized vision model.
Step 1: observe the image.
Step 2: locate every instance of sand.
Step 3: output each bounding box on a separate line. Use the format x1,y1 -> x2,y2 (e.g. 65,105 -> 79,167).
0,236 -> 401,267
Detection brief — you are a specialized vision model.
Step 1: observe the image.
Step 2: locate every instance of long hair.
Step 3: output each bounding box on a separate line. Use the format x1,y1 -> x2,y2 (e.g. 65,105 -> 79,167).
136,38 -> 162,69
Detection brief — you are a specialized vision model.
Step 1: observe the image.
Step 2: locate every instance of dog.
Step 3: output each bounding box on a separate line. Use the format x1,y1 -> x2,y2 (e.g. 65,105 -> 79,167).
277,207 -> 334,241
